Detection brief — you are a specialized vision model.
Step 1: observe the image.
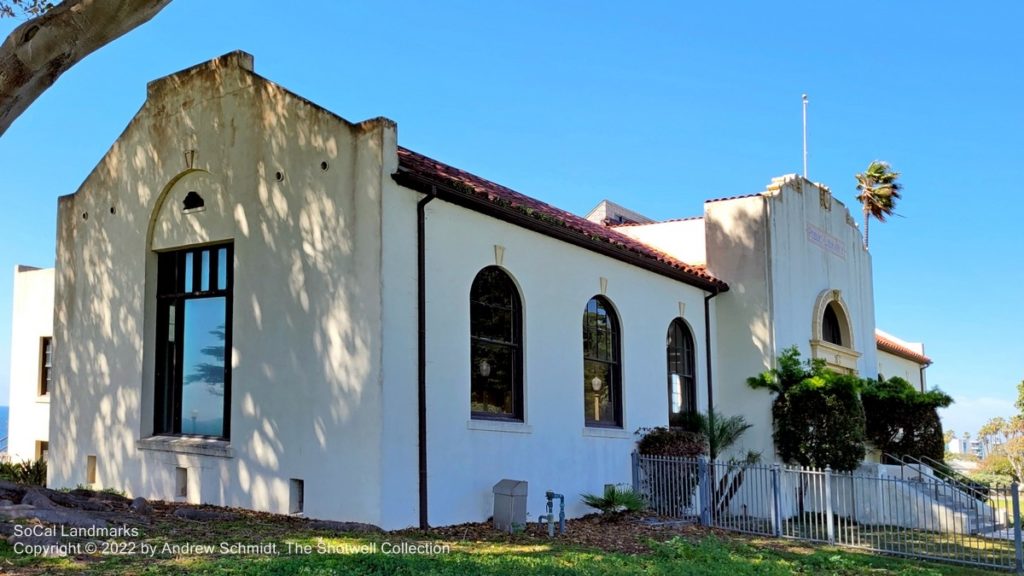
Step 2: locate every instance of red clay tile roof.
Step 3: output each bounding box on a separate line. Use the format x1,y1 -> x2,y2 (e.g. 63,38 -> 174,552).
705,192 -> 763,203
395,146 -> 727,291
876,332 -> 933,366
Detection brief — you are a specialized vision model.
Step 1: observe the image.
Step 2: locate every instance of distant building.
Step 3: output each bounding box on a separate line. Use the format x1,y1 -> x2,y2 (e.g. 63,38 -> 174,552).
947,437 -> 965,454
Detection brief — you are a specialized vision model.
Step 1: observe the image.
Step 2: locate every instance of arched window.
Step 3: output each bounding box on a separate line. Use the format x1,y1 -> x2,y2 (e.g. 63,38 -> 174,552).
583,296 -> 622,427
822,304 -> 843,346
469,267 -> 523,420
667,319 -> 696,427
810,289 -> 860,373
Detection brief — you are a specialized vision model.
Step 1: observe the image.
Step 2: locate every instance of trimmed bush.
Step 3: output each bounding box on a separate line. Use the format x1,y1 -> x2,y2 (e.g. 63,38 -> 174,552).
748,347 -> 866,472
861,377 -> 952,462
636,427 -> 707,458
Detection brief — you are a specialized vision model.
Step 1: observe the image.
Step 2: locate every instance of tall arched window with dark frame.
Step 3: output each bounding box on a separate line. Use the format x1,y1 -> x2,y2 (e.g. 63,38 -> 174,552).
469,267 -> 523,421
583,296 -> 622,427
667,318 -> 696,427
822,303 -> 844,346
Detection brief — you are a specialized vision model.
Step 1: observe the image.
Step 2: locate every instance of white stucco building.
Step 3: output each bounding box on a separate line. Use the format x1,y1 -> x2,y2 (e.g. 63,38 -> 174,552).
5,266 -> 54,462
610,180 -> 879,458
6,51 -> 933,529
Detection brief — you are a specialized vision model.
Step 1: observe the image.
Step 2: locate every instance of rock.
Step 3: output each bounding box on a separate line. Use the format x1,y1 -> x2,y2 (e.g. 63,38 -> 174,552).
0,480 -> 24,492
0,491 -> 22,503
21,490 -> 56,510
0,499 -> 14,506
0,507 -> 109,528
306,519 -> 383,533
173,507 -> 238,522
58,487 -> 125,502
78,499 -> 114,512
129,497 -> 152,515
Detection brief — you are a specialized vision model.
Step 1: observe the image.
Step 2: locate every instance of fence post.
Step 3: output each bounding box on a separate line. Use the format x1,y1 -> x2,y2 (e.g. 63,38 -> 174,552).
771,463 -> 782,537
1013,481 -> 1022,574
824,466 -> 834,545
698,456 -> 711,526
631,451 -> 639,494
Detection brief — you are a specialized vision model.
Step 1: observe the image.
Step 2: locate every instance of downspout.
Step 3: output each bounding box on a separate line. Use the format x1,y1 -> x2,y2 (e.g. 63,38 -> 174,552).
763,195 -> 775,366
704,290 -> 719,460
417,186 -> 436,530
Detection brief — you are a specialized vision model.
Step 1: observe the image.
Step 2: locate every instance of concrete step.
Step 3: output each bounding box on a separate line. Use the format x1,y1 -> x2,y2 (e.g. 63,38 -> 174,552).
971,522 -> 1004,535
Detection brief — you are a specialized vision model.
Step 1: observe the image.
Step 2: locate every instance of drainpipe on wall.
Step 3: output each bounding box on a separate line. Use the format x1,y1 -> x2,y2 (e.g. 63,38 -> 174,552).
704,291 -> 719,461
417,186 -> 436,530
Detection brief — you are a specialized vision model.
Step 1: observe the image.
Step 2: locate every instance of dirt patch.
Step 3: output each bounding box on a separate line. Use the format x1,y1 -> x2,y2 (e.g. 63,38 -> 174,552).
0,480 -> 715,558
401,513 -> 725,554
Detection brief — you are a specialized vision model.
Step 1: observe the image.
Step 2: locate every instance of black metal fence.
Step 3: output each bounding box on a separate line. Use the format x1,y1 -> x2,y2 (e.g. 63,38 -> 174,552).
632,452 -> 1024,572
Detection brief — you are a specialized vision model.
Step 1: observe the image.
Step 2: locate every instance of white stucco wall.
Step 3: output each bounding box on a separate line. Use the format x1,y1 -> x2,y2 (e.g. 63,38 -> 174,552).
877,349 -> 926,392
703,195 -> 774,459
765,177 -> 876,378
52,53 -> 395,526
613,218 -> 707,266
6,266 -> 54,462
416,197 -> 713,527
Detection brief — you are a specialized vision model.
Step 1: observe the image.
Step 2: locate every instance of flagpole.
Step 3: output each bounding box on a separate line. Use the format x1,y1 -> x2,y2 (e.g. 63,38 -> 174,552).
802,94 -> 809,179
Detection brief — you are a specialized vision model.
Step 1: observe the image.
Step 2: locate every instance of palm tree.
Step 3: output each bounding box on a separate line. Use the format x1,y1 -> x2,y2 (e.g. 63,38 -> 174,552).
855,161 -> 902,249
677,410 -> 753,460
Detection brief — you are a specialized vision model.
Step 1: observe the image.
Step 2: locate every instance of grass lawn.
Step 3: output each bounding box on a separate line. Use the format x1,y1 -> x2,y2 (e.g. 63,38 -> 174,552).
0,513 -> 1012,576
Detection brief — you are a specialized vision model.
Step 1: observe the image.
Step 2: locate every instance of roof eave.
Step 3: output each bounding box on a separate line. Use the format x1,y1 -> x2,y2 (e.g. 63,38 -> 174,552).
877,341 -> 933,366
392,169 -> 728,294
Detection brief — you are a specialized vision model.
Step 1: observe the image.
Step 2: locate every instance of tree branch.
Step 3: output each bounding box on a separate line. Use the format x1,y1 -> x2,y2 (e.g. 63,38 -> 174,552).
0,0 -> 171,136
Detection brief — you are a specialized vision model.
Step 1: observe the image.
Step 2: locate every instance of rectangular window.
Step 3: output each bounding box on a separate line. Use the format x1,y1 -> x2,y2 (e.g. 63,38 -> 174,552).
39,337 -> 52,396
35,440 -> 49,462
155,244 -> 233,439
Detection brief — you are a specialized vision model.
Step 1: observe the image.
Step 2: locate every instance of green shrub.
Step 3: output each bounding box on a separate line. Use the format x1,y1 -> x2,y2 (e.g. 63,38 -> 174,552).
979,453 -> 1016,479
635,426 -> 707,457
0,458 -> 47,486
580,484 -> 646,517
635,427 -> 706,512
748,347 -> 866,472
861,377 -> 952,462
673,410 -> 753,461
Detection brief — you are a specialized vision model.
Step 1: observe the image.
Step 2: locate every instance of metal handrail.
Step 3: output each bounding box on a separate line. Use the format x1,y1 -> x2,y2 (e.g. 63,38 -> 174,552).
918,454 -> 988,492
880,452 -> 906,480
899,453 -> 988,504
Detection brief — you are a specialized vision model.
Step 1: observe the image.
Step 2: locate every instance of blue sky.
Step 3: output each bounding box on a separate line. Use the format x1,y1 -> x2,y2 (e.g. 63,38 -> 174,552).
0,1 -> 1021,437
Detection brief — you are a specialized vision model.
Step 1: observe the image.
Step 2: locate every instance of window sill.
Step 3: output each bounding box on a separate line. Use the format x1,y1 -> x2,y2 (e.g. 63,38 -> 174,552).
582,427 -> 633,439
36,395 -> 50,403
137,435 -> 233,459
466,419 -> 533,435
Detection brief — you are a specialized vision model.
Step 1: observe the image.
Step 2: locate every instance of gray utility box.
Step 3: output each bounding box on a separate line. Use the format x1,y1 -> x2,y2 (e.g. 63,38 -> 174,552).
492,479 -> 528,533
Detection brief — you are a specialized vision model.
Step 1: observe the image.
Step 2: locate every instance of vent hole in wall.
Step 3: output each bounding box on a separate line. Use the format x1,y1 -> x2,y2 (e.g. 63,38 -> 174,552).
275,171 -> 285,182
320,161 -> 329,171
290,479 -> 304,514
175,467 -> 188,498
109,206 -> 116,215
183,191 -> 205,211
82,212 -> 88,220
